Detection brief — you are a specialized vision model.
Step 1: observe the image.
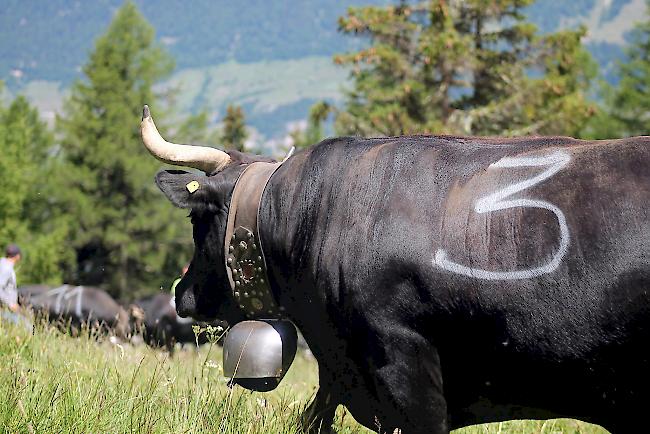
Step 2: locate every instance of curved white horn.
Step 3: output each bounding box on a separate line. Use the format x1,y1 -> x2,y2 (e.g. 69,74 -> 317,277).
140,105 -> 231,173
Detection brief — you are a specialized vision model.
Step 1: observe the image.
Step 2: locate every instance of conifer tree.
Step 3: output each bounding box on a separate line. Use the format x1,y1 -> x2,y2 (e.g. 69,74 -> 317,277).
221,105 -> 249,152
335,0 -> 597,137
0,92 -> 72,284
596,0 -> 650,137
334,2 -> 428,135
56,1 -> 190,298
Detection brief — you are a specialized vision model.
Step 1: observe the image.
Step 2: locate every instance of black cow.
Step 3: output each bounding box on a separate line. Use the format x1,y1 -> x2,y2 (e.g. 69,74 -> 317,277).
130,292 -> 226,352
19,284 -> 130,338
141,106 -> 650,433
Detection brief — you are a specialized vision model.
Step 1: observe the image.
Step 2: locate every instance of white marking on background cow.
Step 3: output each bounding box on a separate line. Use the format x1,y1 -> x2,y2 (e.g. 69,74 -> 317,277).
68,286 -> 84,317
44,285 -> 69,314
434,150 -> 571,280
44,285 -> 84,316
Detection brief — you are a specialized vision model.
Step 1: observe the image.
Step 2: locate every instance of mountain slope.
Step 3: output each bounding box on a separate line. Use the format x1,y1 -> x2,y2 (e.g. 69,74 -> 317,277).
0,0 -> 389,84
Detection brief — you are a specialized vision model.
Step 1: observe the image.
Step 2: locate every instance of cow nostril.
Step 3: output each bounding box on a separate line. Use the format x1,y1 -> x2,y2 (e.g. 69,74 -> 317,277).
176,288 -> 197,318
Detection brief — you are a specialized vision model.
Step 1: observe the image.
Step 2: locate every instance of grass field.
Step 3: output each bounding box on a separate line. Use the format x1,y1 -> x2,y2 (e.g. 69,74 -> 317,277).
0,317 -> 610,433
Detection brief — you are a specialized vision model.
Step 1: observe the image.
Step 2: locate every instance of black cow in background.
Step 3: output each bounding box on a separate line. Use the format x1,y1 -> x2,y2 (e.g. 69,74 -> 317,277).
130,292 -> 227,352
18,284 -> 131,338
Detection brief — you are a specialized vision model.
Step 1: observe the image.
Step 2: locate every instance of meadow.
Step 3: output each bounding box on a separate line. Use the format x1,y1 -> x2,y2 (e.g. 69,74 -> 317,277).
0,318 -> 610,433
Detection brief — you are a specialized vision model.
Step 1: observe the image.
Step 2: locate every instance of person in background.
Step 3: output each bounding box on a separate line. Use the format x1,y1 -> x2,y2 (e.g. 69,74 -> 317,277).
170,263 -> 189,297
0,244 -> 31,330
0,244 -> 21,312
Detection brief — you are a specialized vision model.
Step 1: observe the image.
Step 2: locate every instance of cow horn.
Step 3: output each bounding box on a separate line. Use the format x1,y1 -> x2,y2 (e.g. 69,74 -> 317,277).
140,105 -> 231,173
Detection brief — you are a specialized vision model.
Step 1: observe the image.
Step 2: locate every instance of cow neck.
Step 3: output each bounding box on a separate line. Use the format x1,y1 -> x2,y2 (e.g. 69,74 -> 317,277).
223,161 -> 285,319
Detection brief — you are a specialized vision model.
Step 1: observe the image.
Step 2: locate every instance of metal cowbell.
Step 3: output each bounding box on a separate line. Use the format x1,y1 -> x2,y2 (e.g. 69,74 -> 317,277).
223,320 -> 298,392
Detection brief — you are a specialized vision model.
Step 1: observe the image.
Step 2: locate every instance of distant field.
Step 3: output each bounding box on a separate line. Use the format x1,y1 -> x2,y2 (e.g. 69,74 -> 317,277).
166,56 -> 348,137
0,318 -> 610,433
12,56 -> 348,139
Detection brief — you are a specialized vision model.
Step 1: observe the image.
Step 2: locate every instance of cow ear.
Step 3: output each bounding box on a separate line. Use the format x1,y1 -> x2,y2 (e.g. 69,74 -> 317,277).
155,170 -> 210,209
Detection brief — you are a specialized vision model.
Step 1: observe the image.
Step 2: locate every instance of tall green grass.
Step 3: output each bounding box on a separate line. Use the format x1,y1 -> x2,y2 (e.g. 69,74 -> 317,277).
0,318 -> 609,433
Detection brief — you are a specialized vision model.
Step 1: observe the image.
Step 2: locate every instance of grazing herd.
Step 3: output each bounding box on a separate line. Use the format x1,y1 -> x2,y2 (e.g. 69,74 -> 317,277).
130,292 -> 227,352
17,284 -> 223,351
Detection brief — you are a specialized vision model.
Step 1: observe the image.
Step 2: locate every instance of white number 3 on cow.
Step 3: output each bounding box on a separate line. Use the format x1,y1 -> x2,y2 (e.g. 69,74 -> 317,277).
434,150 -> 571,280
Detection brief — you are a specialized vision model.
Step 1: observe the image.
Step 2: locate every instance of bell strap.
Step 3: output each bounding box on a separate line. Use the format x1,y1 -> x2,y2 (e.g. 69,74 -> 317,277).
223,161 -> 284,319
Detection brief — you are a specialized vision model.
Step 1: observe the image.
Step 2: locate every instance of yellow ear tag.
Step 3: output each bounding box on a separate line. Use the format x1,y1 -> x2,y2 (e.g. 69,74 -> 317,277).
186,181 -> 200,194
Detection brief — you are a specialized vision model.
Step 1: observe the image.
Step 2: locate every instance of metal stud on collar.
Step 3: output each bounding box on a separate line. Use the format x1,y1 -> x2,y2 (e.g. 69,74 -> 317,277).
226,226 -> 281,318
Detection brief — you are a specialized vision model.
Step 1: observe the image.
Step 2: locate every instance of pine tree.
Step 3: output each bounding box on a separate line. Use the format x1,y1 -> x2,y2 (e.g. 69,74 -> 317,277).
0,91 -> 73,284
0,95 -> 30,246
335,0 -> 597,137
221,105 -> 249,152
335,2 -> 429,135
469,25 -> 597,137
595,0 -> 650,137
56,1 -> 190,299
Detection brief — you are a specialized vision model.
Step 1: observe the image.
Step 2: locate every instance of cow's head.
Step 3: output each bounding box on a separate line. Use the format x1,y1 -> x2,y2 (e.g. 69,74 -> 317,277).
141,106 -> 274,323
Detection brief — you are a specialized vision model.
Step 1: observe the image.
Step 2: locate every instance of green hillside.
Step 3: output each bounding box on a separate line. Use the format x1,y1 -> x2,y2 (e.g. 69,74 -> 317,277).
167,57 -> 347,137
0,0 -> 389,84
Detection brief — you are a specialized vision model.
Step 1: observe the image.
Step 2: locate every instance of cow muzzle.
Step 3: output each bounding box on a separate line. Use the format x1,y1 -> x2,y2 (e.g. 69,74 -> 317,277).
223,320 -> 297,392
175,287 -> 197,318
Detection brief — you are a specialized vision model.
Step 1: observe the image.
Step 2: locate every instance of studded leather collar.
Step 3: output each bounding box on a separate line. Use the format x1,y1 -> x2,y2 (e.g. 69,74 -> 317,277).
223,161 -> 285,319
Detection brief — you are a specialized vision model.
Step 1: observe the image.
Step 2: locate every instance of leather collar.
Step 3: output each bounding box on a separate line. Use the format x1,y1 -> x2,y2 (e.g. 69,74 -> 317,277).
223,161 -> 284,319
